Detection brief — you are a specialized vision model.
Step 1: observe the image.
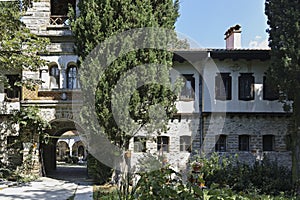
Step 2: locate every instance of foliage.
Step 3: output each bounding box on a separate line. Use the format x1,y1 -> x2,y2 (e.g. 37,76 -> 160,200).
265,0 -> 300,185
192,153 -> 293,196
3,106 -> 51,177
70,0 -> 182,192
70,0 -> 180,150
130,166 -> 203,200
93,163 -> 296,200
0,1 -> 49,88
265,0 -> 300,103
93,185 -> 119,200
11,106 -> 50,143
87,154 -> 112,184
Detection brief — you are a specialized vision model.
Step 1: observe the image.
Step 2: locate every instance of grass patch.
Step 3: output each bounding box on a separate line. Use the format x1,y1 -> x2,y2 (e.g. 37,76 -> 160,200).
93,184 -> 118,200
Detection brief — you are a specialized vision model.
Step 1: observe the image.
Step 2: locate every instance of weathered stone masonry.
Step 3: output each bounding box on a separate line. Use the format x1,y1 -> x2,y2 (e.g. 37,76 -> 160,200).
202,113 -> 292,168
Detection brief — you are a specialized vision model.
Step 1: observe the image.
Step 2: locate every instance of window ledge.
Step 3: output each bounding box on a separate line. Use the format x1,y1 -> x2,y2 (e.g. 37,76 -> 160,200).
5,97 -> 20,102
179,98 -> 195,102
47,25 -> 70,30
38,89 -> 81,92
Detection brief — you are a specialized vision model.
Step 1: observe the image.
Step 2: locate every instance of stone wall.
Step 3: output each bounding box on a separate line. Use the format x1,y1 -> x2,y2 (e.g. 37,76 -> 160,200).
129,115 -> 200,172
22,0 -> 51,33
202,113 -> 292,168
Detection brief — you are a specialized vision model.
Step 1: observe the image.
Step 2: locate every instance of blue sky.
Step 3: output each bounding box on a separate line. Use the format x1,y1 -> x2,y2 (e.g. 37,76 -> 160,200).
175,0 -> 270,49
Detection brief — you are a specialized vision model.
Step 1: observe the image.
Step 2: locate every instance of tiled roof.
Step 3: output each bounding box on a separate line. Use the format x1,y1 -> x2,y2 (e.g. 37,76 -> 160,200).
173,48 -> 271,62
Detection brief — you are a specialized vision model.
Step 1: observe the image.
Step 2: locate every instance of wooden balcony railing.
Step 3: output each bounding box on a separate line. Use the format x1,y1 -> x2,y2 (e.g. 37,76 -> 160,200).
49,15 -> 69,26
22,86 -> 82,101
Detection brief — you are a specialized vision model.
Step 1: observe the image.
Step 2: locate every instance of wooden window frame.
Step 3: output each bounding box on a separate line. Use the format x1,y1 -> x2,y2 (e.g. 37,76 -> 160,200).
239,73 -> 255,101
180,74 -> 195,101
180,135 -> 191,152
239,135 -> 250,151
157,136 -> 169,153
263,135 -> 275,151
215,73 -> 232,100
215,135 -> 227,152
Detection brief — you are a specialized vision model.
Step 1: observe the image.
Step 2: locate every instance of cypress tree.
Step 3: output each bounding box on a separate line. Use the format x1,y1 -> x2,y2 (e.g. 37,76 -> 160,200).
265,0 -> 300,188
70,0 -> 181,182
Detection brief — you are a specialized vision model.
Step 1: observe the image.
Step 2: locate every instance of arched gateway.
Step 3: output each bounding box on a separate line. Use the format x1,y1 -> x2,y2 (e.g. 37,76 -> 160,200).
41,118 -> 86,174
21,95 -> 87,176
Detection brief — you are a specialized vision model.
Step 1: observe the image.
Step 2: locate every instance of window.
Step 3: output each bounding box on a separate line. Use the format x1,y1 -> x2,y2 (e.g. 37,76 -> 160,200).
67,65 -> 78,89
5,75 -> 21,100
239,135 -> 250,151
263,76 -> 279,100
157,136 -> 169,153
215,73 -> 232,100
51,0 -> 75,15
263,135 -> 275,151
180,136 -> 191,152
180,74 -> 195,100
239,73 -> 255,101
134,137 -> 146,153
49,65 -> 60,89
50,0 -> 76,25
215,135 -> 227,152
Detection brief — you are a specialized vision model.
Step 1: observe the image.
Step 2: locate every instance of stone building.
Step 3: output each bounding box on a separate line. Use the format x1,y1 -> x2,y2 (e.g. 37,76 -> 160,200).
129,26 -> 292,170
0,1 -> 292,175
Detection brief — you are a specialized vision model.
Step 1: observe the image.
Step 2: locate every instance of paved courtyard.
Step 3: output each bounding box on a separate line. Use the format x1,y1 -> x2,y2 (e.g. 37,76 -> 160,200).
0,164 -> 93,200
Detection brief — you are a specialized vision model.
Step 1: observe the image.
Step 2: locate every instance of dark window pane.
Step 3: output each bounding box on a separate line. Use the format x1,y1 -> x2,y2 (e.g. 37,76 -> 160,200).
263,135 -> 274,151
180,74 -> 195,100
239,135 -> 250,151
239,73 -> 254,101
215,135 -> 227,152
5,75 -> 21,99
157,136 -> 169,152
67,66 -> 78,89
215,73 -> 232,100
180,136 -> 191,152
51,0 -> 76,15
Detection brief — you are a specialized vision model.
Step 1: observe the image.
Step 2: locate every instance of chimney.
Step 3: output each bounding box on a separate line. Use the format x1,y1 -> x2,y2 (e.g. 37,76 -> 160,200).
224,24 -> 242,49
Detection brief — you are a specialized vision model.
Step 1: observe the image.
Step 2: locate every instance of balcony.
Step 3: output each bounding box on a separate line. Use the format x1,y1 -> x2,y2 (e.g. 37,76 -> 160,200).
47,15 -> 71,31
50,15 -> 69,26
22,87 -> 82,102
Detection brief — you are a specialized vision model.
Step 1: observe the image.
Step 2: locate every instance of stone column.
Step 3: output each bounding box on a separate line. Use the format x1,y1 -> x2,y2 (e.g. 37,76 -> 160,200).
68,138 -> 75,157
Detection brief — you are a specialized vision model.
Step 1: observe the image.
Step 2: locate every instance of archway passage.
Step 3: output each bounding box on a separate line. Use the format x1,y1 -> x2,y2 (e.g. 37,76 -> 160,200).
41,119 -> 88,182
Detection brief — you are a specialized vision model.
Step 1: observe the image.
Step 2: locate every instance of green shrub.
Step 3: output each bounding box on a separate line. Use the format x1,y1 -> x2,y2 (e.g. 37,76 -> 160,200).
87,154 -> 112,184
192,153 -> 293,196
131,166 -> 203,200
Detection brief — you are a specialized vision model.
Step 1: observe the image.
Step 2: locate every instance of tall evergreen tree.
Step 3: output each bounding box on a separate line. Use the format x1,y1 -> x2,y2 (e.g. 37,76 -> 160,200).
71,0 -> 180,150
0,1 -> 48,87
265,0 -> 300,186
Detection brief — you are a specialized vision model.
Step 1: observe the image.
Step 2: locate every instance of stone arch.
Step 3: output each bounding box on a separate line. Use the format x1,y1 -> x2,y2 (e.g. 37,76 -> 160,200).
40,118 -> 84,175
66,62 -> 79,89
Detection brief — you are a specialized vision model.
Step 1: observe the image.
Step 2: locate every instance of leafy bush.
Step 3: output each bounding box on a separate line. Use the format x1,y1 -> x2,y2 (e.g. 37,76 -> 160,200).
192,153 -> 293,196
87,154 -> 112,184
131,166 -> 203,200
